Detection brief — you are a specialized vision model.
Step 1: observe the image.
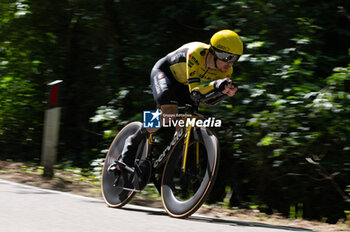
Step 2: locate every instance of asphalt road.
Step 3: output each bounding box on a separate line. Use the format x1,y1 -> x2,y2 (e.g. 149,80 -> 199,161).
0,179 -> 313,232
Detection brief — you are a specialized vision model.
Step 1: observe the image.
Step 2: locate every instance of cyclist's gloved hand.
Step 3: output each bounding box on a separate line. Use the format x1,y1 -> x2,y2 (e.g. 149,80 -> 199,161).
214,78 -> 232,92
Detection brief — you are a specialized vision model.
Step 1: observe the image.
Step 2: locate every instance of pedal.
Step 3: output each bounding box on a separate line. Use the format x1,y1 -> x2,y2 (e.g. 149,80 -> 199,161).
108,160 -> 135,174
117,160 -> 135,174
111,160 -> 151,193
107,163 -> 117,173
112,166 -> 139,191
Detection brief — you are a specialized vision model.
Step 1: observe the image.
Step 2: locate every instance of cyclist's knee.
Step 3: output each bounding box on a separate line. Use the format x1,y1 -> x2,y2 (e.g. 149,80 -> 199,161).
145,105 -> 178,134
161,104 -> 178,124
146,127 -> 159,133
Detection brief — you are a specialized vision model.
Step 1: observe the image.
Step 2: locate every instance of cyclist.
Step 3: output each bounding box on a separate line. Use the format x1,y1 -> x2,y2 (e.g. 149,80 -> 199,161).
109,29 -> 243,171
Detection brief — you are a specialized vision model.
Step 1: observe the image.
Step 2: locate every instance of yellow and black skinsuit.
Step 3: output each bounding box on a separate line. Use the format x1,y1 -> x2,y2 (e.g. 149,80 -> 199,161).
150,42 -> 233,106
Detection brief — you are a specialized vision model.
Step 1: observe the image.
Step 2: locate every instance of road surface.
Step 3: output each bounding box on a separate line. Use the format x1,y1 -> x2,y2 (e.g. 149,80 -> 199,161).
0,179 -> 312,232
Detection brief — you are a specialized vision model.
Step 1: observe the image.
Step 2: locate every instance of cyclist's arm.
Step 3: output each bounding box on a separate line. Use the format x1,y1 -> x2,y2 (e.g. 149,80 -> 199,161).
188,81 -> 215,95
186,55 -> 233,95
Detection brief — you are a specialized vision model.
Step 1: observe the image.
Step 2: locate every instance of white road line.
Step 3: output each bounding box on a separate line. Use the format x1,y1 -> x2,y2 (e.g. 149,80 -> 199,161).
0,178 -> 312,231
0,178 -> 103,202
0,178 -> 164,213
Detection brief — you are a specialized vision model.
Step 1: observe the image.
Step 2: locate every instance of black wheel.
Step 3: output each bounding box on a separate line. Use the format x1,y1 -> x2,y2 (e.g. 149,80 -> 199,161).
101,122 -> 149,208
161,127 -> 220,218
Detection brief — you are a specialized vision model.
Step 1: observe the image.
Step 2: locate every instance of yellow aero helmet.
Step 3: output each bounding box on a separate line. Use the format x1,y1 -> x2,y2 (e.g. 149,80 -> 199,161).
210,30 -> 243,55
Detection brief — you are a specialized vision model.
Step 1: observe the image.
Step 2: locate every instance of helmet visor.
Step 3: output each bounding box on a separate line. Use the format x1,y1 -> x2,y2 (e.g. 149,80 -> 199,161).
213,48 -> 240,63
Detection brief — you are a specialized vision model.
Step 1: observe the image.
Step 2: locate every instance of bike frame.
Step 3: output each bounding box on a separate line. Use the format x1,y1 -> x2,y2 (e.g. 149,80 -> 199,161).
137,90 -> 227,192
143,113 -> 203,193
149,114 -> 201,171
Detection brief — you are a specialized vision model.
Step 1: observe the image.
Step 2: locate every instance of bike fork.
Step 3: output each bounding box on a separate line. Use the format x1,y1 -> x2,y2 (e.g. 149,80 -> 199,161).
181,125 -> 201,172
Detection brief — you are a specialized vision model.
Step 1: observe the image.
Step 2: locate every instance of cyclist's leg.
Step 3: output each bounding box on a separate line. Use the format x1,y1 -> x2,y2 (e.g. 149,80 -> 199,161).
118,103 -> 188,165
119,127 -> 150,167
150,59 -> 181,127
120,103 -> 179,167
117,59 -> 178,168
150,59 -> 192,132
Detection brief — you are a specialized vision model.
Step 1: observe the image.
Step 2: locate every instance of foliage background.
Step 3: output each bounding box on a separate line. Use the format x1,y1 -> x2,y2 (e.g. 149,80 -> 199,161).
1,0 -> 350,223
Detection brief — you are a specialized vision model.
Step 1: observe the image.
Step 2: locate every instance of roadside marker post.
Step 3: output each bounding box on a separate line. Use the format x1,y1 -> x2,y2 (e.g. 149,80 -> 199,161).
41,80 -> 63,178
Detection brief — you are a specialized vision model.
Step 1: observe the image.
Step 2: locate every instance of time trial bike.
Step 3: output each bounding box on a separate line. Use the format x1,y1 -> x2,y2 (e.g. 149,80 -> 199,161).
101,90 -> 227,218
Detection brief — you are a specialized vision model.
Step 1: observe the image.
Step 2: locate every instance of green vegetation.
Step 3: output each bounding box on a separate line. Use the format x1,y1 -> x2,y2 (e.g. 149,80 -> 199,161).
1,0 -> 349,224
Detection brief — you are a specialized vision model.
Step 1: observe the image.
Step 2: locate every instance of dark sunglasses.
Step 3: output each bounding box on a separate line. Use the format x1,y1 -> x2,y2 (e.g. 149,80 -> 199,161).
213,48 -> 240,63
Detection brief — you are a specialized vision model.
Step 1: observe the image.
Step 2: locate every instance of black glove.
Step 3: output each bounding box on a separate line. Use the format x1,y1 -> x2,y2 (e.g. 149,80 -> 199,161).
214,78 -> 231,92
